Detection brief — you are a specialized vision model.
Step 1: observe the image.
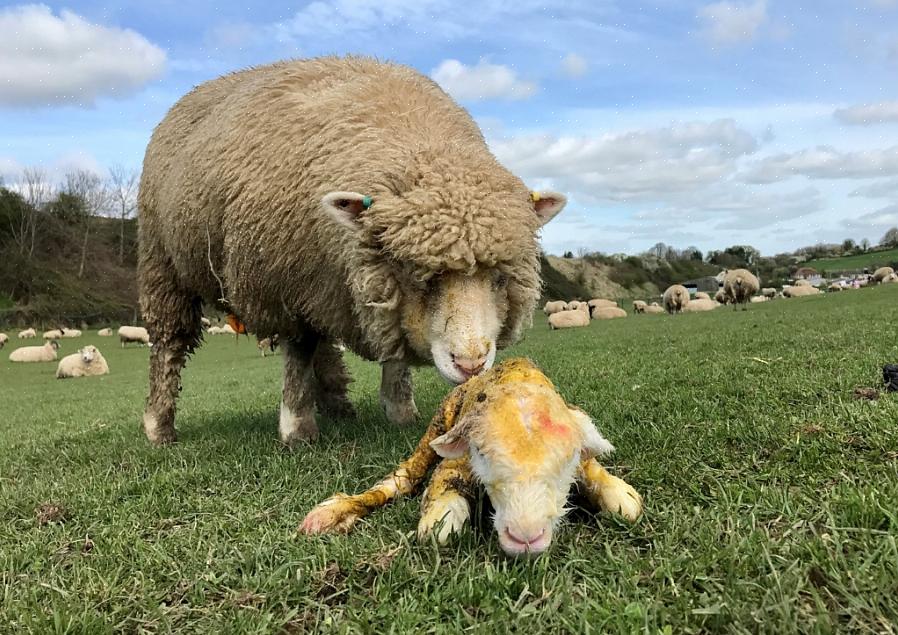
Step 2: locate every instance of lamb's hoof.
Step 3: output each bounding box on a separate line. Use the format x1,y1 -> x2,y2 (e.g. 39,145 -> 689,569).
600,477 -> 643,522
417,495 -> 470,545
143,413 -> 176,446
382,398 -> 419,426
300,495 -> 361,534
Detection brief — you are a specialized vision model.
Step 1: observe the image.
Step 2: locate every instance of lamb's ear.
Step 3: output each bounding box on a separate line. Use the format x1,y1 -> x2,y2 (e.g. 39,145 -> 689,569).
321,191 -> 371,229
429,418 -> 474,459
530,190 -> 567,226
568,407 -> 615,459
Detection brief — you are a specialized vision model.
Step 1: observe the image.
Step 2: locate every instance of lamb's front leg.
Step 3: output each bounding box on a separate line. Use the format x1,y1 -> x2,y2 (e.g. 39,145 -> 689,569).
417,458 -> 475,545
577,459 -> 643,522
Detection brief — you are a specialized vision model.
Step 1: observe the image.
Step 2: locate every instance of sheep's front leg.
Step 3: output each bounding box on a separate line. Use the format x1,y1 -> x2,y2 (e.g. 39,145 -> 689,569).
280,334 -> 320,445
417,458 -> 474,545
380,360 -> 419,425
577,459 -> 643,522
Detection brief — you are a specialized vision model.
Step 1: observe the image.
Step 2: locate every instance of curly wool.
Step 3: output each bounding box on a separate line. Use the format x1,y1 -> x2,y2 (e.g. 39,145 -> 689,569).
139,57 -> 543,361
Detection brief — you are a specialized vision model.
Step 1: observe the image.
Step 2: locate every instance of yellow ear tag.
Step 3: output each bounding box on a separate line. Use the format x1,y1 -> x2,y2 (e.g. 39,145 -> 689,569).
531,191 -> 541,203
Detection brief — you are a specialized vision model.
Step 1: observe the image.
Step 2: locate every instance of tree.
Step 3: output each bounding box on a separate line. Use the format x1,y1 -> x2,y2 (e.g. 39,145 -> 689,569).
9,167 -> 52,259
860,238 -> 871,252
880,227 -> 898,248
108,164 -> 139,264
841,238 -> 856,253
63,170 -> 110,279
48,191 -> 89,223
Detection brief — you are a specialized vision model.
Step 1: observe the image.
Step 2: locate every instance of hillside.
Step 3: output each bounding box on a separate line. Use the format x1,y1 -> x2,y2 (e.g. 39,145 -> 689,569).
802,247 -> 898,275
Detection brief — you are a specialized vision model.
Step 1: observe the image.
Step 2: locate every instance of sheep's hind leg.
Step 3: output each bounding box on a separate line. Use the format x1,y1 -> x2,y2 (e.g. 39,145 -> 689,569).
577,459 -> 643,522
140,260 -> 202,446
280,333 -> 320,446
380,360 -> 419,425
417,458 -> 474,545
312,339 -> 356,419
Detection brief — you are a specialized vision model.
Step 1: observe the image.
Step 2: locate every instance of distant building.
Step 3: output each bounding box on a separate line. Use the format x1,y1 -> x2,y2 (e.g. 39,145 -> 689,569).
794,267 -> 818,279
683,276 -> 721,294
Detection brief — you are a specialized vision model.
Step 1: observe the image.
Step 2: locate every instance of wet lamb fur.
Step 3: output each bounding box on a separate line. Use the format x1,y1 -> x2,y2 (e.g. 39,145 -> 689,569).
138,57 -> 557,446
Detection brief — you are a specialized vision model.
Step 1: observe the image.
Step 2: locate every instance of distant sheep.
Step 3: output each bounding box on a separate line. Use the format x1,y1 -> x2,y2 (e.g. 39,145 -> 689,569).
750,296 -> 769,303
873,267 -> 894,283
220,324 -> 237,335
119,326 -> 150,347
794,279 -> 812,287
542,301 -> 568,315
62,328 -> 82,338
9,340 -> 59,362
592,307 -> 627,319
567,301 -> 582,311
0,333 -> 7,350
694,291 -> 711,301
714,289 -> 729,304
632,300 -> 647,313
884,273 -> 898,284
723,269 -> 760,310
18,328 -> 36,339
98,328 -> 113,336
43,329 -> 63,340
643,304 -> 665,314
662,285 -> 690,315
762,287 -> 776,298
56,345 -> 110,379
827,283 -> 843,292
207,326 -> 223,335
548,309 -> 590,330
683,298 -> 719,312
588,298 -> 617,309
258,335 -> 280,357
201,317 -> 212,329
783,285 -> 821,298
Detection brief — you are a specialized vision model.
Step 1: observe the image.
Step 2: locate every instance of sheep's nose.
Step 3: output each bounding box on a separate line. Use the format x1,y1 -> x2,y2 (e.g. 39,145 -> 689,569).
452,354 -> 487,379
505,527 -> 546,547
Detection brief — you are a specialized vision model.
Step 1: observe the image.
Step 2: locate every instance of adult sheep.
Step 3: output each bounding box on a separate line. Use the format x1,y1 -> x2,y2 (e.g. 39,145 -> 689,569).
548,309 -> 590,330
693,291 -> 711,301
18,328 -> 36,339
884,273 -> 898,284
9,340 -> 59,362
662,285 -> 690,315
723,269 -> 760,311
632,300 -> 647,314
873,267 -> 894,283
592,307 -> 627,319
43,329 -> 63,340
794,279 -> 812,287
682,298 -> 719,312
0,333 -> 7,349
98,328 -> 113,336
138,57 -> 566,446
762,287 -> 776,298
643,304 -> 665,314
56,345 -> 110,379
62,328 -> 82,338
714,289 -> 728,304
542,301 -> 568,315
119,326 -> 150,347
783,285 -> 820,298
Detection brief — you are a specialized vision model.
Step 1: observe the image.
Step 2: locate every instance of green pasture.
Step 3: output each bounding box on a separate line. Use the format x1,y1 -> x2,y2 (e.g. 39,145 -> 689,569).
1,287 -> 897,633
802,247 -> 898,275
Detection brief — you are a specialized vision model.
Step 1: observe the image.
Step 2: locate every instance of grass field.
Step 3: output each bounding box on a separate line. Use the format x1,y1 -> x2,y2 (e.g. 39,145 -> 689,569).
2,288 -> 898,633
803,247 -> 898,275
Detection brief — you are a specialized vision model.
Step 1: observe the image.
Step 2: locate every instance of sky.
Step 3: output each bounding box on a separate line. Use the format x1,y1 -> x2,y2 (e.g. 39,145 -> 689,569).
1,1 -> 897,256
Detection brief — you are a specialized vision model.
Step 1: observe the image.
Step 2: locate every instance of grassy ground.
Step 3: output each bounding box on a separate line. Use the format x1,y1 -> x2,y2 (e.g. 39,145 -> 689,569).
2,288 -> 897,633
803,247 -> 898,275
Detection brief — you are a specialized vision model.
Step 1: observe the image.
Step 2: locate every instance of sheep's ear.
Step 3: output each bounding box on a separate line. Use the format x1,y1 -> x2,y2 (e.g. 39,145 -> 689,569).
322,191 -> 371,229
530,190 -> 567,226
568,407 -> 615,459
430,428 -> 470,459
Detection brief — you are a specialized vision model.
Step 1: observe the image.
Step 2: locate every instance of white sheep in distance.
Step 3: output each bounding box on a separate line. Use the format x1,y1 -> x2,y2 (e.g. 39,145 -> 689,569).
592,307 -> 627,319
548,309 -> 590,330
632,300 -> 647,313
762,287 -> 776,298
662,285 -> 690,314
18,328 -> 36,339
682,298 -> 719,312
301,358 -> 642,556
543,301 -> 568,315
883,273 -> 898,284
723,269 -> 760,311
714,289 -> 728,304
0,333 -> 7,350
56,345 -> 110,379
43,329 -> 63,340
873,267 -> 894,283
643,304 -> 665,314
207,326 -> 223,335
98,328 -> 114,336
119,326 -> 150,347
794,279 -> 812,287
62,328 -> 82,338
9,340 -> 59,362
783,285 -> 821,298
588,298 -> 617,309
693,291 -> 711,301
750,296 -> 769,303
567,300 -> 582,311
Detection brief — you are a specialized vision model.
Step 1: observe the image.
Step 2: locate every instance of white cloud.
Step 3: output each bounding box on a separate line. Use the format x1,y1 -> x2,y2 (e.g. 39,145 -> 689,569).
0,4 -> 166,108
843,203 -> 898,236
697,0 -> 767,45
834,101 -> 898,125
849,178 -> 898,198
739,145 -> 898,183
491,119 -> 758,201
560,53 -> 588,79
431,59 -> 537,102
0,152 -> 106,187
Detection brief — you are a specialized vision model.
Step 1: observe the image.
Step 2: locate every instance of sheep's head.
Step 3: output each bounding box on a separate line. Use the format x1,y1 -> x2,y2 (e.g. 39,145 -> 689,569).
80,345 -> 97,363
429,360 -> 613,556
322,186 -> 566,384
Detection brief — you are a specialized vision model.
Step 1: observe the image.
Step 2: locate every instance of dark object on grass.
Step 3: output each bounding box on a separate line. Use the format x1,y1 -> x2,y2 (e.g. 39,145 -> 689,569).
883,364 -> 898,392
853,387 -> 879,401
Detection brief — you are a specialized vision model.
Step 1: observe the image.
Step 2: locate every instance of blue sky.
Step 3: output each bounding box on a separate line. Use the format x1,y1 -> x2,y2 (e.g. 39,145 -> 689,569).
1,1 -> 897,256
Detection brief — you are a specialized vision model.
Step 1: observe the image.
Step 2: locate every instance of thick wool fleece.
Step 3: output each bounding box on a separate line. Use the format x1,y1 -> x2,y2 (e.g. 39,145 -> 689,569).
723,269 -> 760,306
139,57 -> 543,362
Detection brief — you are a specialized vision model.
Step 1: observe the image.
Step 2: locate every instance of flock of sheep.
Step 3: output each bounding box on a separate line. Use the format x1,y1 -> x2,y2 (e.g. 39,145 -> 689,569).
542,266 -> 891,330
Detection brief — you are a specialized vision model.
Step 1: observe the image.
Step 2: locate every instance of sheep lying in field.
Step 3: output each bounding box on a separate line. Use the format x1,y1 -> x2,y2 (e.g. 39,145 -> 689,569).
119,326 -> 150,347
9,340 -> 59,362
632,300 -> 647,313
301,358 -> 642,556
884,273 -> 898,284
548,309 -> 590,329
714,289 -> 728,304
682,298 -> 719,312
98,328 -> 113,336
662,285 -> 690,314
588,298 -> 616,310
0,333 -> 7,350
62,328 -> 82,338
43,329 -> 63,340
220,324 -> 236,335
56,345 -> 109,379
723,269 -> 760,311
592,306 -> 627,319
794,279 -> 812,287
694,291 -> 711,301
783,285 -> 821,298
258,335 -> 280,357
542,301 -> 568,315
567,300 -> 582,311
18,328 -> 36,339
873,267 -> 894,283
207,326 -> 223,335
762,287 -> 776,298
750,296 -> 769,303
827,283 -> 842,292
201,317 -> 212,329
643,303 -> 665,314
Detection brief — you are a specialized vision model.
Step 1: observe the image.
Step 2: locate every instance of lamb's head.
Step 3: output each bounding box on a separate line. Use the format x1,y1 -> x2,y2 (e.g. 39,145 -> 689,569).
322,185 -> 566,384
430,360 -> 613,556
80,345 -> 98,364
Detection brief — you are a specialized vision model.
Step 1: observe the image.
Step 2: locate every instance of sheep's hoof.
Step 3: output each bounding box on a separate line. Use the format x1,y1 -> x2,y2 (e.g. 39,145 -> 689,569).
280,427 -> 319,447
143,413 -> 177,446
279,404 -> 319,446
382,398 -> 419,426
599,477 -> 643,522
300,496 -> 361,534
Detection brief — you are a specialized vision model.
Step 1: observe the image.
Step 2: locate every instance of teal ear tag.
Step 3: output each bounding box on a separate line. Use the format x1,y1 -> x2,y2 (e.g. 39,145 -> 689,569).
362,196 -> 373,209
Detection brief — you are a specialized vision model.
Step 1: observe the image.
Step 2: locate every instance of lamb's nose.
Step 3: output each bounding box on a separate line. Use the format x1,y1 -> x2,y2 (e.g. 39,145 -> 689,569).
452,355 -> 487,379
505,527 -> 546,547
